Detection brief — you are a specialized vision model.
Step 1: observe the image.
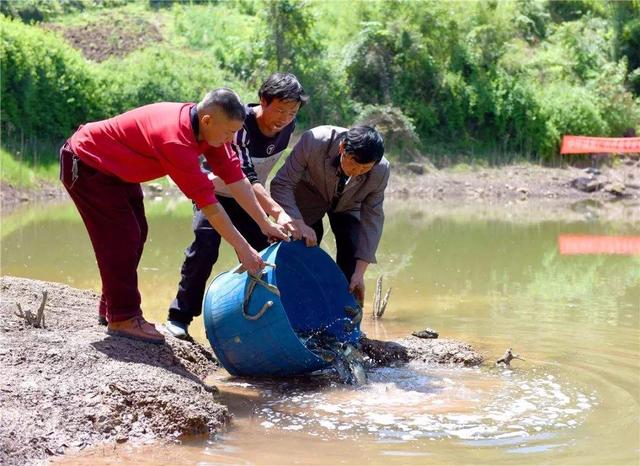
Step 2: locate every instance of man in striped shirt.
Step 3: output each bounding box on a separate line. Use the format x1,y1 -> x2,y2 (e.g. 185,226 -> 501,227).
166,73 -> 307,339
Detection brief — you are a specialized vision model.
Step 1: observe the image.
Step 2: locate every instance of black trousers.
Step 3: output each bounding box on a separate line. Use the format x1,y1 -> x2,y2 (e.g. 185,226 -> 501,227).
311,212 -> 361,284
168,195 -> 270,324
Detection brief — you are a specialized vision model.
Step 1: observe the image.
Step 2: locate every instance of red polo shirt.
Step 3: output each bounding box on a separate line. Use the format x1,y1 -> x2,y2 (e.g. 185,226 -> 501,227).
68,102 -> 244,208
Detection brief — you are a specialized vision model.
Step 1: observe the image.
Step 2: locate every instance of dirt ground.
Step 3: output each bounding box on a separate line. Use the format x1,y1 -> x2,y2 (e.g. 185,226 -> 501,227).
0,276 -> 482,465
384,158 -> 640,224
388,157 -> 640,202
44,16 -> 163,62
0,276 -> 228,466
0,181 -> 67,214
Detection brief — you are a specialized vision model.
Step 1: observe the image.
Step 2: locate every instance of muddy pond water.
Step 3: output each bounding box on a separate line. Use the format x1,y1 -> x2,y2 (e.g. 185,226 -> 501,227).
1,197 -> 639,466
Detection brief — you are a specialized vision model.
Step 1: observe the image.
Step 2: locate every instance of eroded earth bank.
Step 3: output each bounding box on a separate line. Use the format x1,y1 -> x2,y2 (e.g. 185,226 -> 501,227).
0,276 -> 483,465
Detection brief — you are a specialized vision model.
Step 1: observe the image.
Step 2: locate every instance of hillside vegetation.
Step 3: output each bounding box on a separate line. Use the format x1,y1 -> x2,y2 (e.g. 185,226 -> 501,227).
1,0 -> 639,184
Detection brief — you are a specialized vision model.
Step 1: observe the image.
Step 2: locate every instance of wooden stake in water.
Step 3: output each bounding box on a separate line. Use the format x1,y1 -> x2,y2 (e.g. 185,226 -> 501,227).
372,275 -> 391,319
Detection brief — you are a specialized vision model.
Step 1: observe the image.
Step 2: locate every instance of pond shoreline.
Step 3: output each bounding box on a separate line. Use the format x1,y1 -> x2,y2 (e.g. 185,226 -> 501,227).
388,158 -> 639,202
2,159 -> 638,217
0,275 -> 483,465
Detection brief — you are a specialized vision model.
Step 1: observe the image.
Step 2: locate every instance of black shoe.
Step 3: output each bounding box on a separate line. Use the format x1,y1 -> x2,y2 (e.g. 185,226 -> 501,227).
98,314 -> 108,326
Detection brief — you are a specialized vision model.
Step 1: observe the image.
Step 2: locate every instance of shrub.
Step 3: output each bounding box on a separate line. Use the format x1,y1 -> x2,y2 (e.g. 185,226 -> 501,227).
169,2 -> 260,81
537,82 -> 609,156
0,16 -> 102,139
354,104 -> 421,162
514,0 -> 550,43
0,0 -> 63,22
0,0 -> 133,23
345,22 -> 396,105
613,2 -> 640,95
432,71 -> 473,139
491,71 -> 550,157
256,0 -> 351,126
587,61 -> 640,136
97,46 -> 251,116
345,20 -> 441,136
553,16 -> 611,82
548,0 -> 606,23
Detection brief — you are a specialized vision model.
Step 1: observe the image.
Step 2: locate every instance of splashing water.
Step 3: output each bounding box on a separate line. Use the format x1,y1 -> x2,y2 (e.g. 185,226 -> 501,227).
297,304 -> 369,385
234,362 -> 597,445
299,331 -> 369,385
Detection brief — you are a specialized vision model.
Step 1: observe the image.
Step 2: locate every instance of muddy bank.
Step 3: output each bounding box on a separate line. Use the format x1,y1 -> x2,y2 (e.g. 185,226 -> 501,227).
388,158 -> 640,202
0,276 -> 485,465
385,196 -> 640,225
0,276 -> 227,466
0,181 -> 67,215
361,336 -> 484,368
386,159 -> 640,224
2,159 -> 638,217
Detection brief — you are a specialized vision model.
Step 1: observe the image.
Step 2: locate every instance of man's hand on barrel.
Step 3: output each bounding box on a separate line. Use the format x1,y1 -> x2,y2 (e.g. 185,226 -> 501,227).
237,246 -> 265,276
349,273 -> 365,306
260,220 -> 290,243
290,219 -> 317,247
275,210 -> 297,238
349,260 -> 369,306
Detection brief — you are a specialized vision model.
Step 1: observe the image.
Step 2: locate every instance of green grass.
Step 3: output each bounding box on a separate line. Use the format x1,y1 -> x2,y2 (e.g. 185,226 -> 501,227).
0,147 -> 58,187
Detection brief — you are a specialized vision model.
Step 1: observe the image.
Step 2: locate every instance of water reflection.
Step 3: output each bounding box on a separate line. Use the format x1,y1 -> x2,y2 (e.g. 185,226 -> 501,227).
558,234 -> 640,255
3,198 -> 639,466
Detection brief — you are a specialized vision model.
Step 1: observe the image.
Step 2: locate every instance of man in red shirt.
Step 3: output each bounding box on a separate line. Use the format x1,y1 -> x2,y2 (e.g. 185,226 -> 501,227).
60,88 -> 288,344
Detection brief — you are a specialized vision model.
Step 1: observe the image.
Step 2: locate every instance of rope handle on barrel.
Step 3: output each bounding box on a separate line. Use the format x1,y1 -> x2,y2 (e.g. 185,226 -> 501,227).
233,261 -> 277,275
241,264 -> 280,320
243,298 -> 274,321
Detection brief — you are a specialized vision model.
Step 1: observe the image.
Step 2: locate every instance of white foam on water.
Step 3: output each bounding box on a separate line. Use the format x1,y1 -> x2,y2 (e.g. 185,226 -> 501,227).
319,420 -> 336,429
283,425 -> 304,431
250,362 -> 597,445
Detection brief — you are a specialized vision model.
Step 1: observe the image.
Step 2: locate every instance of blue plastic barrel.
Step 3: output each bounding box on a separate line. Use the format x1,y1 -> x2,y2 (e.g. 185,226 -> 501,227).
202,240 -> 362,377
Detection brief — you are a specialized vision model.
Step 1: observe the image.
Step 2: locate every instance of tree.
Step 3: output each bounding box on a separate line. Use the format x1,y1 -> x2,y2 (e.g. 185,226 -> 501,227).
262,0 -> 322,72
611,0 -> 640,95
345,22 -> 395,105
259,0 -> 350,126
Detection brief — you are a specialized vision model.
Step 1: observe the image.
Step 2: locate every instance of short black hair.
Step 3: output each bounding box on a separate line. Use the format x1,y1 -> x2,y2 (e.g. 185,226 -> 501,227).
258,72 -> 309,107
343,126 -> 385,165
197,88 -> 246,121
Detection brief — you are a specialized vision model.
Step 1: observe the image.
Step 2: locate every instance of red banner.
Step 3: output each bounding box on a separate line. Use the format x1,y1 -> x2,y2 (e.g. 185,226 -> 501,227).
558,235 -> 640,255
561,136 -> 640,154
